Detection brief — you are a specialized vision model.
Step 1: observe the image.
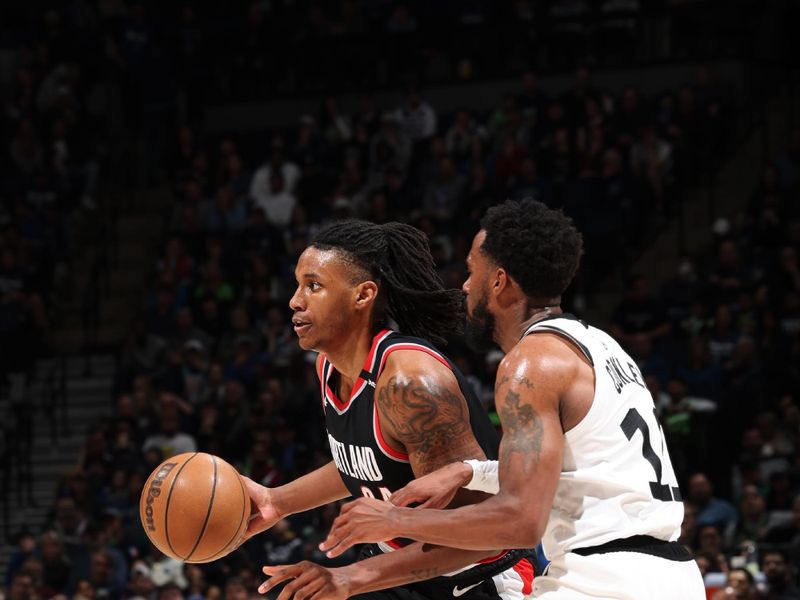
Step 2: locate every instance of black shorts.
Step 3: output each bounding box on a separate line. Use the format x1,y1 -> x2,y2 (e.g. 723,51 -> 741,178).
351,545 -> 537,600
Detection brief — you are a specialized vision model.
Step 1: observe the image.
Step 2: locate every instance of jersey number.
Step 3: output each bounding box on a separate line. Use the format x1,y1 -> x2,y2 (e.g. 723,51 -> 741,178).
360,485 -> 393,502
620,408 -> 681,502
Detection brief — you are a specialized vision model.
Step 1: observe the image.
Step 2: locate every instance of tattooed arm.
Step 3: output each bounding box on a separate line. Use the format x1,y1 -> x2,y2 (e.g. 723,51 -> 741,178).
322,335 -> 570,554
375,350 -> 488,477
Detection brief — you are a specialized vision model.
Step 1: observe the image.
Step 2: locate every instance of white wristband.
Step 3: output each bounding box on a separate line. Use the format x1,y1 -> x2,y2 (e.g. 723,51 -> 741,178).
463,459 -> 500,494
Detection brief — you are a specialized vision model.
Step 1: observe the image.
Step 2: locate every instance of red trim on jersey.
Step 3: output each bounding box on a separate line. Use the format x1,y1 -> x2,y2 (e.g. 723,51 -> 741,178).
317,354 -> 327,412
383,538 -> 405,550
324,329 -> 392,412
376,343 -> 450,375
373,403 -> 409,461
512,558 -> 534,595
478,549 -> 509,564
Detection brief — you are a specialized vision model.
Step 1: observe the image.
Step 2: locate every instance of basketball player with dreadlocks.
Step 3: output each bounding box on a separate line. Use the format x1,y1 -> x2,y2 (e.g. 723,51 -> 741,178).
241,220 -> 536,599
319,200 -> 705,599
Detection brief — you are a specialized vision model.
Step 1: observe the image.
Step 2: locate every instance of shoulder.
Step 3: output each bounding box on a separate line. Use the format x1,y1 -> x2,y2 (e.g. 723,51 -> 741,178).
503,332 -> 584,375
374,348 -> 464,410
378,347 -> 456,388
497,333 -> 584,394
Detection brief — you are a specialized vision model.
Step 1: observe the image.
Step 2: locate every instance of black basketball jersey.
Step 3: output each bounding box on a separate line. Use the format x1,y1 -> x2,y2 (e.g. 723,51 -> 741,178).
319,330 -> 499,545
319,329 -> 538,589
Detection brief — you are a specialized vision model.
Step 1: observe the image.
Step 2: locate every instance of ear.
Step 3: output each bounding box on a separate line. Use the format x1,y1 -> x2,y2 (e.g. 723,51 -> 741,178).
354,280 -> 379,310
493,268 -> 517,306
492,267 -> 509,296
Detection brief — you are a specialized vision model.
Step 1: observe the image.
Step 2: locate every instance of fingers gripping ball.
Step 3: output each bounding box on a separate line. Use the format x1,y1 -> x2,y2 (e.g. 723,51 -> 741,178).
140,452 -> 249,563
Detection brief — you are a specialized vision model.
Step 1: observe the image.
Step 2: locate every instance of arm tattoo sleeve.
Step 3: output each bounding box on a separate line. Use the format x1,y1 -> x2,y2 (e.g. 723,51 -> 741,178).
497,383 -> 545,476
376,376 -> 473,474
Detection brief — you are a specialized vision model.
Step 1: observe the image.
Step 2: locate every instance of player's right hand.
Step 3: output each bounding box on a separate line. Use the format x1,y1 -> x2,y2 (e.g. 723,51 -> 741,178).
389,461 -> 473,508
234,475 -> 282,548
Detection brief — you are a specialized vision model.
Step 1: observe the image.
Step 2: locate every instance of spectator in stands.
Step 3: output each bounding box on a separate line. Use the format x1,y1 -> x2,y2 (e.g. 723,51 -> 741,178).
216,306 -> 260,365
611,274 -> 671,348
319,97 -> 352,146
422,156 -> 464,222
708,304 -> 742,366
5,532 -> 37,589
688,472 -> 738,532
262,521 -> 303,566
710,568 -> 759,600
157,583 -> 184,600
733,485 -> 769,545
127,561 -> 156,600
370,111 -> 412,180
678,337 -> 724,401
444,109 -> 479,166
223,578 -> 247,600
680,503 -> 698,547
630,124 -> 673,213
760,550 -> 800,599
86,549 -> 122,600
251,171 -> 297,229
50,498 -> 87,548
205,186 -> 248,234
249,137 -> 301,200
694,524 -> 729,573
7,571 -> 37,600
402,87 -> 437,143
142,404 -> 197,457
710,239 -> 752,304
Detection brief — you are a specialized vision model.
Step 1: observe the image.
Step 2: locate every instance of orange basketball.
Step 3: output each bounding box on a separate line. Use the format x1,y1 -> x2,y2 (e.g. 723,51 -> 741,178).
139,452 -> 249,563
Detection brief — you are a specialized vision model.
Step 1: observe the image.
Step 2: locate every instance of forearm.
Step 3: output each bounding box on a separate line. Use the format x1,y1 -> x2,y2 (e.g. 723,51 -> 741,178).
390,493 -> 540,550
344,544 -> 496,594
271,461 -> 349,517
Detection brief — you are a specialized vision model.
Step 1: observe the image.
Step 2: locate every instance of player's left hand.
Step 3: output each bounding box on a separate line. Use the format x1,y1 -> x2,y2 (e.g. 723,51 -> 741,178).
319,497 -> 401,558
258,563 -> 351,600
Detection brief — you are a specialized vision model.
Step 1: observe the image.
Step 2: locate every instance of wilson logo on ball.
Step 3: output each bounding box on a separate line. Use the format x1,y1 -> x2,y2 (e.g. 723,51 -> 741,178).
144,462 -> 177,531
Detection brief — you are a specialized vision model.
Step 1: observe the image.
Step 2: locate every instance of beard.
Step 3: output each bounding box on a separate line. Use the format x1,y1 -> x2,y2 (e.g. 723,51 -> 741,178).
464,292 -> 496,352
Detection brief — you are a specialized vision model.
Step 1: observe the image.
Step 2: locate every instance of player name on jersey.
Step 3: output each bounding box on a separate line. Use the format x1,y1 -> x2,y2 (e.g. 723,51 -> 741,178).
328,433 -> 384,482
604,355 -> 646,394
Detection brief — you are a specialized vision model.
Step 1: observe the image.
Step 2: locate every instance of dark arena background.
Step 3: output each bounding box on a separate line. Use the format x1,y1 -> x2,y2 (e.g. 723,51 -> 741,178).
1,1 -> 799,599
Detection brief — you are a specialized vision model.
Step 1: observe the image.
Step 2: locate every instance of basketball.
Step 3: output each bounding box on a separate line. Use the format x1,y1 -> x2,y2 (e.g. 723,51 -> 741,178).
139,452 -> 249,563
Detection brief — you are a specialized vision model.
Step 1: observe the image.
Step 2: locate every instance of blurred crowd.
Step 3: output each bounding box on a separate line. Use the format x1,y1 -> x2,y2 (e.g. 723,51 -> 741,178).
1,2 -> 799,600
626,129 -> 800,599
0,13 -> 102,383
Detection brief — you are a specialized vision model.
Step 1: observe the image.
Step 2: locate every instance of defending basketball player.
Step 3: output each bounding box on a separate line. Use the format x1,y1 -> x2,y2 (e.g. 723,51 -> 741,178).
319,200 -> 706,599
242,221 -> 535,599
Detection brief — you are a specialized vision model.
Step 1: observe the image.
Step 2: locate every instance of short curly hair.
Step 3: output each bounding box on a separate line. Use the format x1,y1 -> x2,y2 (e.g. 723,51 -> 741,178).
480,199 -> 583,299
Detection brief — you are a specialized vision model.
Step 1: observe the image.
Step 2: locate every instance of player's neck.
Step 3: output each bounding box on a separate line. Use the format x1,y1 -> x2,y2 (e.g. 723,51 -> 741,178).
520,304 -> 562,329
323,324 -> 378,387
494,298 -> 562,353
497,300 -> 562,352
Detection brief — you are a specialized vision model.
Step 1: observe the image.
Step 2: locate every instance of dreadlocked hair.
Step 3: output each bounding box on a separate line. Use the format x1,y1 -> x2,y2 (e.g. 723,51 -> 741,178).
311,220 -> 464,346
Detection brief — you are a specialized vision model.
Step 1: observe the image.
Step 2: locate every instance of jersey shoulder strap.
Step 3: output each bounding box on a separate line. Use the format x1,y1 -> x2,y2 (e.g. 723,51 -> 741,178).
368,333 -> 452,382
523,314 -> 595,365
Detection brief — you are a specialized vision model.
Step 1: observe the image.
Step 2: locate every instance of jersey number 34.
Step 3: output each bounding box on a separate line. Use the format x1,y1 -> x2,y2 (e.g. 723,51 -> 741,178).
620,408 -> 682,502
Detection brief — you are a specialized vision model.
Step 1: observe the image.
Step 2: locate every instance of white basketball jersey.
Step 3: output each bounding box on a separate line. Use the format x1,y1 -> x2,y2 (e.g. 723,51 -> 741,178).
524,316 -> 684,561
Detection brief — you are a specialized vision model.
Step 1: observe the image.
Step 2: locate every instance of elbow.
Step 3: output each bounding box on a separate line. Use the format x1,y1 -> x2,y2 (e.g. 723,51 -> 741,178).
495,497 -> 545,548
511,515 -> 544,549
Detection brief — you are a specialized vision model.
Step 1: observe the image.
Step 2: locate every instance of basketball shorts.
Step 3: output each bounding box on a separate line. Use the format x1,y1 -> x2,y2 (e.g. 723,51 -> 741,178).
351,545 -> 536,600
533,538 -> 705,599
